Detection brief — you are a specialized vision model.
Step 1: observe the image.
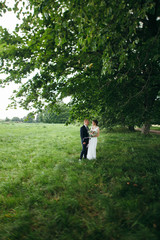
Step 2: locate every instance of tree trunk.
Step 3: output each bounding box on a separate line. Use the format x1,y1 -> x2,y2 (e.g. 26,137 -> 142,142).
141,121 -> 151,135
128,125 -> 135,131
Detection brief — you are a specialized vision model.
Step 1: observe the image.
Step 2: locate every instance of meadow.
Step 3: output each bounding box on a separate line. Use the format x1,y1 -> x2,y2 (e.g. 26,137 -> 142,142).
0,122 -> 160,240
150,125 -> 160,131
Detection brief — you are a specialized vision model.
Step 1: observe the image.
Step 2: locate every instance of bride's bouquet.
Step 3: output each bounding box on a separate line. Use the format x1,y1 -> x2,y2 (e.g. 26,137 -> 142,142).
89,130 -> 97,138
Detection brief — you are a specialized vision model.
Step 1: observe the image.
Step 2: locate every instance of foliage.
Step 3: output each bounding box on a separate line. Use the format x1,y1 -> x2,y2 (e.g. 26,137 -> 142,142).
0,123 -> 160,239
11,116 -> 21,122
5,117 -> 10,122
151,93 -> 160,124
23,112 -> 35,123
0,0 -> 160,132
36,102 -> 70,124
0,0 -> 8,16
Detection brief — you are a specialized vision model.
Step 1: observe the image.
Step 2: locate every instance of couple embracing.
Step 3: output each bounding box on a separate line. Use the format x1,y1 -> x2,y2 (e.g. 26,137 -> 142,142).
80,119 -> 100,161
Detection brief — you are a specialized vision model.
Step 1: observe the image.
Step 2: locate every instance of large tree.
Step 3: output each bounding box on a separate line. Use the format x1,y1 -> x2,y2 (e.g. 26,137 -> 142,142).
0,0 -> 160,134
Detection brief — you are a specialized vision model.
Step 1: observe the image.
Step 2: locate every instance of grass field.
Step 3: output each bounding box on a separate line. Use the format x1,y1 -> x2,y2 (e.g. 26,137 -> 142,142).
0,122 -> 160,240
150,125 -> 160,131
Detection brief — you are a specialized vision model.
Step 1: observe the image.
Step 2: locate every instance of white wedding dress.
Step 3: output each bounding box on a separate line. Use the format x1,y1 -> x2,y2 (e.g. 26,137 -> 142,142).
87,127 -> 99,160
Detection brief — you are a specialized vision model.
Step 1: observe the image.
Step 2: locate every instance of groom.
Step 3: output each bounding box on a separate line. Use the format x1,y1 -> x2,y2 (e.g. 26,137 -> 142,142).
80,119 -> 89,160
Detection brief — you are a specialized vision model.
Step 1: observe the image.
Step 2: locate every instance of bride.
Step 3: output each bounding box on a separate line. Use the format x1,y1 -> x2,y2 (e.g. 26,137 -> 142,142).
87,120 -> 99,160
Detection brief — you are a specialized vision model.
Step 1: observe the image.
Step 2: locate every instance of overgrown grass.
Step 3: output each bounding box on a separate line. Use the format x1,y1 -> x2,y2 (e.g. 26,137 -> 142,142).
0,123 -> 160,240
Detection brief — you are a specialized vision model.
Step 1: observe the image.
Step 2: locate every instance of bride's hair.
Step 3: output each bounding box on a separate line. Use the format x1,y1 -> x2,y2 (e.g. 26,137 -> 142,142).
93,120 -> 98,126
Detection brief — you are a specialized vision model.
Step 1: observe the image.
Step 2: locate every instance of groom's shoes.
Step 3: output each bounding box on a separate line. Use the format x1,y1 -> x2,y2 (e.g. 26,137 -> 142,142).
79,159 -> 82,161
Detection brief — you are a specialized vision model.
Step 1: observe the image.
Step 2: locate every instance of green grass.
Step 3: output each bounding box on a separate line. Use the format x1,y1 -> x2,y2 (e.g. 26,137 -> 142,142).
0,122 -> 160,240
150,125 -> 160,131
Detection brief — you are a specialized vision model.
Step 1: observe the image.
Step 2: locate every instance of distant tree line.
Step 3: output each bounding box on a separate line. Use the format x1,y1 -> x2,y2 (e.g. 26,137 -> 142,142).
36,103 -> 70,124
5,103 -> 70,124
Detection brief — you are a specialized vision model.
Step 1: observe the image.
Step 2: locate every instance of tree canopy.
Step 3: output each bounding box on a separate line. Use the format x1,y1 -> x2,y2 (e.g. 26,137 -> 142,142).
0,0 -> 160,133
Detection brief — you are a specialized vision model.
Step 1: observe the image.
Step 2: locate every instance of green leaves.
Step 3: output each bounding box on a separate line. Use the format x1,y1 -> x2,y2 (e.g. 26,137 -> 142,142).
0,0 -> 160,130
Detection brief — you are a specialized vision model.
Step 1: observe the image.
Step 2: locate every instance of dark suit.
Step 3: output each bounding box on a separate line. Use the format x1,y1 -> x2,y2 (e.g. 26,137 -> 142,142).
80,125 -> 89,159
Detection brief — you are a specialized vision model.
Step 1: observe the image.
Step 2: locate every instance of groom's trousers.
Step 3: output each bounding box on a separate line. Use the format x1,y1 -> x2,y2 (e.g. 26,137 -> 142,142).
80,141 -> 88,159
